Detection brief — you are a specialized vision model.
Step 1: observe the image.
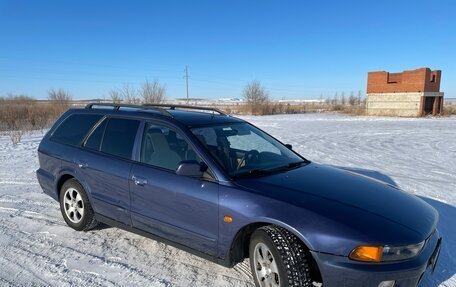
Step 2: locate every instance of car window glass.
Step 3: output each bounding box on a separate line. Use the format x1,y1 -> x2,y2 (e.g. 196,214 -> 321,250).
51,114 -> 102,146
191,123 -> 303,177
101,118 -> 139,159
192,127 -> 218,146
84,118 -> 107,151
140,123 -> 202,171
227,130 -> 281,155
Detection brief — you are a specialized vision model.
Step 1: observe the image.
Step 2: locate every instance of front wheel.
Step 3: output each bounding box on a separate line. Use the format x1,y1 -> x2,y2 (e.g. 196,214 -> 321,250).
249,226 -> 314,287
59,179 -> 98,231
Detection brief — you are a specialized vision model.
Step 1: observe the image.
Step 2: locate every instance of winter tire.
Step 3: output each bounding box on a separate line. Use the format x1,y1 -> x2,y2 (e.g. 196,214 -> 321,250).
249,226 -> 313,287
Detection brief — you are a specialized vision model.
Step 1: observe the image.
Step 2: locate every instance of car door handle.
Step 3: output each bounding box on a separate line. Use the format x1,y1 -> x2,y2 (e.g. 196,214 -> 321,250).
77,161 -> 88,169
132,175 -> 147,186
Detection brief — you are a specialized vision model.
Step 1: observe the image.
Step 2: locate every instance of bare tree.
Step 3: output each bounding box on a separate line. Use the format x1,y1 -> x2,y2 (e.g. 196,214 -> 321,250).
357,90 -> 363,106
140,79 -> 166,104
332,92 -> 339,106
325,97 -> 331,106
109,90 -> 123,103
242,80 -> 270,114
48,89 -> 72,106
348,91 -> 356,106
340,92 -> 346,106
47,89 -> 72,119
120,84 -> 140,104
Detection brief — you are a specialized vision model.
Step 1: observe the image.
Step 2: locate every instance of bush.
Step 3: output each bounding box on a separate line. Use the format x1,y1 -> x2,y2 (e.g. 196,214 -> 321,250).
443,105 -> 456,116
0,95 -> 72,144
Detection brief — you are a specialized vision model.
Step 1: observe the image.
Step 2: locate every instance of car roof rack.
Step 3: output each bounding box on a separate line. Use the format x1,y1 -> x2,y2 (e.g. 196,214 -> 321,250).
85,103 -> 173,117
142,103 -> 227,116
85,103 -> 227,117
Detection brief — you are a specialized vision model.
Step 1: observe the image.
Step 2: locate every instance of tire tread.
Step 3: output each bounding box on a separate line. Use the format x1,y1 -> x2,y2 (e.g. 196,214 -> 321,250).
259,225 -> 312,287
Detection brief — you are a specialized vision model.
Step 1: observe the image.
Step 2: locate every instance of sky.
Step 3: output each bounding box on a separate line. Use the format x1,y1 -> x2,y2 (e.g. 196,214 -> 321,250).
0,0 -> 455,100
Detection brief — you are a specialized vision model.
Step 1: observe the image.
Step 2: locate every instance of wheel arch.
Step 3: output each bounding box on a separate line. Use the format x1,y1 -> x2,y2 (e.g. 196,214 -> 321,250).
226,220 -> 323,282
55,169 -> 93,202
55,171 -> 92,202
56,173 -> 76,199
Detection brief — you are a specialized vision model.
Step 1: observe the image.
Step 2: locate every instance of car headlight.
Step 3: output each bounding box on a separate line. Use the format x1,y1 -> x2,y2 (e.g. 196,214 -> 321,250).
349,241 -> 425,262
382,241 -> 425,261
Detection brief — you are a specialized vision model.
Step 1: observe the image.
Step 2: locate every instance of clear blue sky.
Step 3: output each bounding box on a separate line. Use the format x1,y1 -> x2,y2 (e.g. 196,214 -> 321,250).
0,0 -> 455,100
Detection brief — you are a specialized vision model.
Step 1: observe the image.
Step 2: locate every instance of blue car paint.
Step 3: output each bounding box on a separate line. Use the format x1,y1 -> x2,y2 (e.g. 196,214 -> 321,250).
311,229 -> 440,286
233,163 -> 438,255
37,107 -> 441,287
78,148 -> 134,224
129,161 -> 219,255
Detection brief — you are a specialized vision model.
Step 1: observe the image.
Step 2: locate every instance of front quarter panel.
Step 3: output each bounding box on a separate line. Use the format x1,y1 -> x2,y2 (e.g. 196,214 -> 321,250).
217,183 -> 372,260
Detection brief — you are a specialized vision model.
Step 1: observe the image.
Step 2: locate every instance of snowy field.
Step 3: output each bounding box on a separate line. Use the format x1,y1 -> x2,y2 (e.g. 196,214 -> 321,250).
0,113 -> 455,287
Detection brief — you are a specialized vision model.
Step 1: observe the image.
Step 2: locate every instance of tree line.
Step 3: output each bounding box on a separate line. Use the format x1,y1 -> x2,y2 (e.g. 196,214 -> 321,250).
1,79 -> 368,144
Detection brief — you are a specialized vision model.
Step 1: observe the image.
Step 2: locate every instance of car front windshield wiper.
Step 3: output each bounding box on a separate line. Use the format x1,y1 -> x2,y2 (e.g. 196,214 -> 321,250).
268,160 -> 307,172
233,161 -> 308,179
233,168 -> 273,178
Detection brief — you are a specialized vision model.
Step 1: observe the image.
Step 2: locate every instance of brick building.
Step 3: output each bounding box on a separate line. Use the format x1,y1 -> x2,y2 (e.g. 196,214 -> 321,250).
366,68 -> 444,117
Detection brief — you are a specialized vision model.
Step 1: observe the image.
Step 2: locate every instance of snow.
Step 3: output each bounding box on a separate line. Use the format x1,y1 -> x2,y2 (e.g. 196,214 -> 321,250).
0,113 -> 455,286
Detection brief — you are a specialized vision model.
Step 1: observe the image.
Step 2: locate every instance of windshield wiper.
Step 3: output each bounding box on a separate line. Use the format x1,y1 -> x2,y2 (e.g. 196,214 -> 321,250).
233,168 -> 272,178
233,161 -> 307,179
286,161 -> 307,168
268,161 -> 307,172
249,169 -> 273,175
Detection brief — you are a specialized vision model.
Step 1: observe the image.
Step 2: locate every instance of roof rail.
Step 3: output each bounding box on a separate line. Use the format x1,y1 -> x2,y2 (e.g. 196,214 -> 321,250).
142,103 -> 227,116
85,103 -> 173,117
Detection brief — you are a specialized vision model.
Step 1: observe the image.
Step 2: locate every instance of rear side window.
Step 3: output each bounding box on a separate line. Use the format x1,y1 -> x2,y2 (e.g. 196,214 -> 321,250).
101,118 -> 139,159
51,114 -> 102,146
84,118 -> 107,151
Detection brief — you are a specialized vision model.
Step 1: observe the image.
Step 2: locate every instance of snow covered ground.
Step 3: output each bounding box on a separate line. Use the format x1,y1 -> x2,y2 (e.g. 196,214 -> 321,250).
0,113 -> 455,287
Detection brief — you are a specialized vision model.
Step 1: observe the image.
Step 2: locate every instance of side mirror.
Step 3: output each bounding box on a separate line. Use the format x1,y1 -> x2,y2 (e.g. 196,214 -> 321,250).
176,160 -> 207,177
285,144 -> 293,150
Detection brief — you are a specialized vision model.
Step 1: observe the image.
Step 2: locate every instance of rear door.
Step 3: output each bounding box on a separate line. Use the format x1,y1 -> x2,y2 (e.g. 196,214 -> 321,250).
78,117 -> 140,224
129,121 -> 219,256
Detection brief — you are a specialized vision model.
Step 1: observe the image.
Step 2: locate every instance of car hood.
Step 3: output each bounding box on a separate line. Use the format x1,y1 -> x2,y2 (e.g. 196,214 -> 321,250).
235,163 -> 438,245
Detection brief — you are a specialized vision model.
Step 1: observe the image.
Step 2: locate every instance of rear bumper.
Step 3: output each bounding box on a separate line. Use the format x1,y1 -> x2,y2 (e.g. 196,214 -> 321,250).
311,230 -> 441,287
36,168 -> 58,201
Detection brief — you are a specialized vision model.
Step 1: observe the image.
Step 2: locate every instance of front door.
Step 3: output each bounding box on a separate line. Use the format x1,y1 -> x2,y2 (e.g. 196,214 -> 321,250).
129,122 -> 219,256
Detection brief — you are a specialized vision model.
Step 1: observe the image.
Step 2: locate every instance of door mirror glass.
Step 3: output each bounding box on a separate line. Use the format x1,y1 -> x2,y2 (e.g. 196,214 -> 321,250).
176,160 -> 207,177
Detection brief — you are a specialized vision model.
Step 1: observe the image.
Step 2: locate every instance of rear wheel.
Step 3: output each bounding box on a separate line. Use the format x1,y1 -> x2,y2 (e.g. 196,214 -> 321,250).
249,226 -> 313,287
59,179 -> 98,231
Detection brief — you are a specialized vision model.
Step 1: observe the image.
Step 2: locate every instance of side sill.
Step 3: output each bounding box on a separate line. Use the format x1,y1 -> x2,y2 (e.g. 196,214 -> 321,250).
94,214 -> 233,268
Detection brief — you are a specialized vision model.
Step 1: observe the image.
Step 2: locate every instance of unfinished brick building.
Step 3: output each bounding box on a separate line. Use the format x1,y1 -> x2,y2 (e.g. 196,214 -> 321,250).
366,68 -> 444,117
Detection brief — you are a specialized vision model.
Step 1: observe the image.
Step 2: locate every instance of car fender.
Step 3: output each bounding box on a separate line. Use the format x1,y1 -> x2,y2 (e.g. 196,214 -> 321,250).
218,184 -> 323,260
55,168 -> 96,205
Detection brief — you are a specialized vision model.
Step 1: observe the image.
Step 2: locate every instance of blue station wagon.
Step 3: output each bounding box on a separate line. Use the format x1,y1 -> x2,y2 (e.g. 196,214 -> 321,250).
37,103 -> 442,287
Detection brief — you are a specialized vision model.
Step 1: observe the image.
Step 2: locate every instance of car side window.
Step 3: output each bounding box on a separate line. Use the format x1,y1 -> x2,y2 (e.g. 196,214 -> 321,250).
140,123 -> 202,171
51,114 -> 102,146
84,118 -> 107,151
100,118 -> 140,159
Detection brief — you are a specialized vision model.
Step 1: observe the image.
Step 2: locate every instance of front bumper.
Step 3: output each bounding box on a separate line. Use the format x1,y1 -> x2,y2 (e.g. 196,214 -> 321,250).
311,230 -> 441,287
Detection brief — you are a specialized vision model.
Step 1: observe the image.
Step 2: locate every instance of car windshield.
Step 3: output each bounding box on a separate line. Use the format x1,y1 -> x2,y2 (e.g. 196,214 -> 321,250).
191,122 -> 307,178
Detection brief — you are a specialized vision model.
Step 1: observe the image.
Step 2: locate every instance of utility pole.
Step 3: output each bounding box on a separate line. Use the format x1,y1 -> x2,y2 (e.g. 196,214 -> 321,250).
185,65 -> 189,104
